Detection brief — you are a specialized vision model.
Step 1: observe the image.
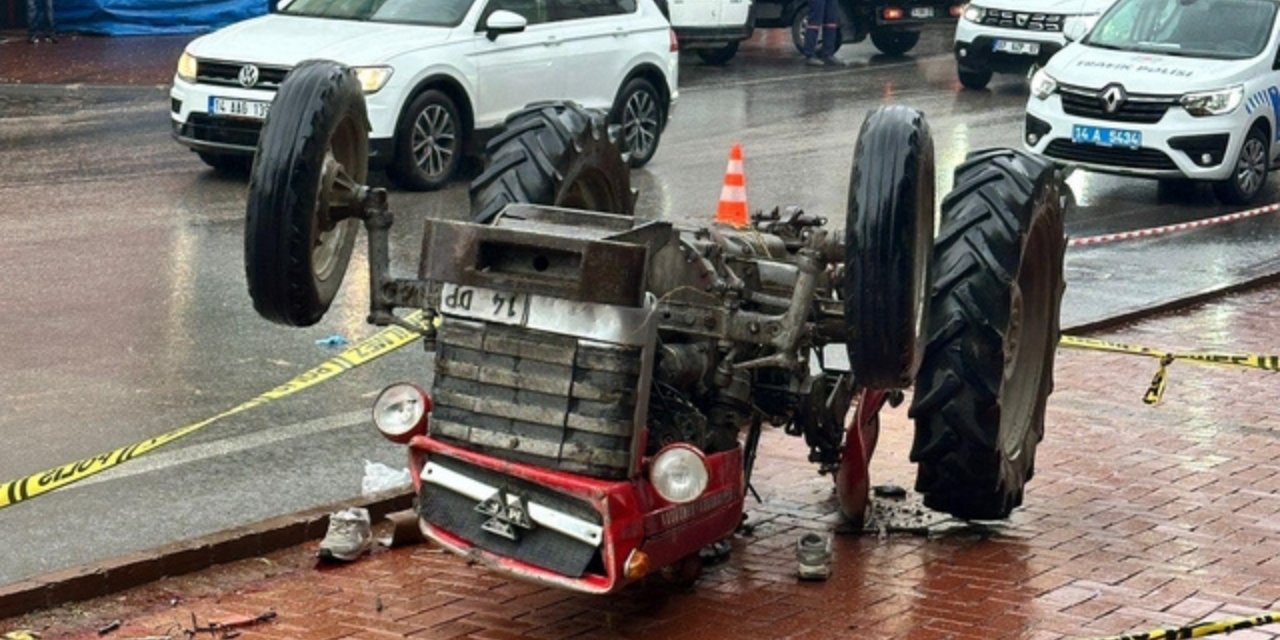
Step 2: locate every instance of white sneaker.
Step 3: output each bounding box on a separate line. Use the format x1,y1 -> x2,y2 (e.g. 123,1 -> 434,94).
796,532 -> 832,581
317,507 -> 372,562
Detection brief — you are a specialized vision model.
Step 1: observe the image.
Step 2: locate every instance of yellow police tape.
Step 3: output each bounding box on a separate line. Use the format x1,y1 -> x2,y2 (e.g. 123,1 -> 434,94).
0,311 -> 432,511
1092,610 -> 1280,639
1060,336 -> 1280,406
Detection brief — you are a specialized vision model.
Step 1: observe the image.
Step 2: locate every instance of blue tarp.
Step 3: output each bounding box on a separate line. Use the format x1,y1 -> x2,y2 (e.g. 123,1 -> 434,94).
58,0 -> 269,35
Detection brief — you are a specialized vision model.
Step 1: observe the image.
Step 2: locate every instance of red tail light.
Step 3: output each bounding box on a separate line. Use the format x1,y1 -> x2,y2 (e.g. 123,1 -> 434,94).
883,7 -> 904,19
670,29 -> 679,52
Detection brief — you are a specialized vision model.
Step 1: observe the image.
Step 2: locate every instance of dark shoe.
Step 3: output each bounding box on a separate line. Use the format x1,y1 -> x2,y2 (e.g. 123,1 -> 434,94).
820,56 -> 848,67
27,34 -> 38,44
804,57 -> 824,67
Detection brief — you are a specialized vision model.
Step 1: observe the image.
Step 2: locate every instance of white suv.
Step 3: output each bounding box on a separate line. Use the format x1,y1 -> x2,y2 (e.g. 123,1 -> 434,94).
170,0 -> 678,190
1025,0 -> 1280,204
954,0 -> 1114,90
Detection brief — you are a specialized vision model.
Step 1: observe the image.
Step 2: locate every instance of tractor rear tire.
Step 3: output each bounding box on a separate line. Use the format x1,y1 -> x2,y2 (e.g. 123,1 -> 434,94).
245,59 -> 368,327
470,102 -> 633,223
844,105 -> 935,390
908,149 -> 1065,520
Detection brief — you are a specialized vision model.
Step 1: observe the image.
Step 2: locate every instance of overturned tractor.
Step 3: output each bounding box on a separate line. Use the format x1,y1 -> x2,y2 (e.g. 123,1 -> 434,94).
244,61 -> 1066,593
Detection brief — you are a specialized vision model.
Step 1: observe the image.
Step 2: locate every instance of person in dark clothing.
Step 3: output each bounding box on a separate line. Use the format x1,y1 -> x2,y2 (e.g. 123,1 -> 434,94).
801,0 -> 844,66
27,0 -> 57,43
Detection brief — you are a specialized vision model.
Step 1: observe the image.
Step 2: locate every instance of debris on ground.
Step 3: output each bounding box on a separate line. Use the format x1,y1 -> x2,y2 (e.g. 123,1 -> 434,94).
183,611 -> 277,638
313,334 -> 348,348
872,483 -> 907,498
361,460 -> 410,495
380,509 -> 425,548
97,620 -> 121,635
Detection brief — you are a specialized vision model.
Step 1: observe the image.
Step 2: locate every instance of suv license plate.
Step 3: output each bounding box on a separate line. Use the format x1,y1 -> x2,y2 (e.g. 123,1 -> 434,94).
440,283 -> 530,327
1072,125 -> 1142,150
993,39 -> 1040,55
208,97 -> 270,120
910,6 -> 934,18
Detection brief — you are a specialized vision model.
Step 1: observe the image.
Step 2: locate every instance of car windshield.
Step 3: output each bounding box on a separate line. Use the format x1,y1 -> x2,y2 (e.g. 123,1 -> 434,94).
280,0 -> 475,27
1084,0 -> 1277,60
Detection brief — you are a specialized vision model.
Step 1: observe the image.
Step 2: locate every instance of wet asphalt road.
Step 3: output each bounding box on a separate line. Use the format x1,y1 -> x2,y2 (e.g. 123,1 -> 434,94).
1,29 -> 1278,584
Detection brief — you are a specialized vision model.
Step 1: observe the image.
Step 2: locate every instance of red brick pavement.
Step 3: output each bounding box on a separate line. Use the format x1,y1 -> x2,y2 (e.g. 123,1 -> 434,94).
6,286 -> 1280,640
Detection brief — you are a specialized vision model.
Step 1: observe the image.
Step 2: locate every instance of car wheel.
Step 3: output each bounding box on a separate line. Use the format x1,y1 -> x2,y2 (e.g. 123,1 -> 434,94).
1213,126 -> 1269,205
388,89 -> 464,192
791,11 -> 843,55
843,105 -> 935,389
957,66 -> 992,90
611,77 -> 664,168
870,30 -> 920,56
696,42 -> 740,65
197,151 -> 252,175
909,149 -> 1066,521
471,102 -> 633,223
245,60 -> 368,327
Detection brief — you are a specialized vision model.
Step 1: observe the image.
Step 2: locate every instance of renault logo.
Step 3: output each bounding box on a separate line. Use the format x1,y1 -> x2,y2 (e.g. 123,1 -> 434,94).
1101,84 -> 1126,113
237,64 -> 260,88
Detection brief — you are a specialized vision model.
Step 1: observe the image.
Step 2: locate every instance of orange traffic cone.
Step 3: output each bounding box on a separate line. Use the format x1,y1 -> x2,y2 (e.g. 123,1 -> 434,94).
715,143 -> 748,227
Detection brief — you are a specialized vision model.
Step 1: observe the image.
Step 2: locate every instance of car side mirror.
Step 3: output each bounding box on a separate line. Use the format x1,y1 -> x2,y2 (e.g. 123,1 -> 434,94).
485,10 -> 528,40
1063,20 -> 1089,43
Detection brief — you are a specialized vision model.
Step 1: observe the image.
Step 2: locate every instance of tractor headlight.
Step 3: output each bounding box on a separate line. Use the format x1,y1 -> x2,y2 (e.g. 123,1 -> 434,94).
354,66 -> 394,94
962,4 -> 984,22
649,444 -> 709,504
177,51 -> 198,82
1031,68 -> 1058,100
1181,85 -> 1244,117
372,383 -> 431,443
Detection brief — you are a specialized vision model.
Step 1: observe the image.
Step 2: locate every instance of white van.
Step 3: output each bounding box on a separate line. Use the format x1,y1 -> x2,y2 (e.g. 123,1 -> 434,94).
1025,0 -> 1280,204
656,0 -> 754,64
954,0 -> 1115,89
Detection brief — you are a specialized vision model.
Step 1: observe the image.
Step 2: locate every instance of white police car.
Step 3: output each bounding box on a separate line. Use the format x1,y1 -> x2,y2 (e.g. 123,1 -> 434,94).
1025,0 -> 1280,204
954,0 -> 1114,90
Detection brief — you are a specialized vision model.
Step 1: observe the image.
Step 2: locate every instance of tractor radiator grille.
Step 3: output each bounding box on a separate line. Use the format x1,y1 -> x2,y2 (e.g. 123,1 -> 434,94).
431,319 -> 641,479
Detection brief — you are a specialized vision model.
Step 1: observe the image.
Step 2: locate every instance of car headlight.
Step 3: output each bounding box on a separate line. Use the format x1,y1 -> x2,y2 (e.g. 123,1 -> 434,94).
962,3 -> 983,22
354,66 -> 394,94
649,444 -> 709,504
1030,69 -> 1057,100
1181,85 -> 1244,117
372,383 -> 431,444
1063,13 -> 1099,39
177,51 -> 198,82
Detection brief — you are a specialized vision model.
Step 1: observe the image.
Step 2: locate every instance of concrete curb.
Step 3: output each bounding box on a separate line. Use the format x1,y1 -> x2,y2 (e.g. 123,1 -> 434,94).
0,488 -> 413,621
1063,266 -> 1280,334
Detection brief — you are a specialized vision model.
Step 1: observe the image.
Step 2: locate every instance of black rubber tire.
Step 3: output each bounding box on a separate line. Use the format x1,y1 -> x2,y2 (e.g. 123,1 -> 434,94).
870,30 -> 920,56
1212,125 -> 1269,205
844,105 -> 935,390
696,42 -> 740,65
197,151 -> 252,175
957,66 -> 992,91
387,89 -> 464,192
470,102 -> 633,224
791,10 -> 843,55
245,59 -> 368,327
908,149 -> 1066,520
611,78 -> 665,168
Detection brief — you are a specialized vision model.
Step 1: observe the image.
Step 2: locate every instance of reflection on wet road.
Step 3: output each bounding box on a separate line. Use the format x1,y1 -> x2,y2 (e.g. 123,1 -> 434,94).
0,28 -> 1276,583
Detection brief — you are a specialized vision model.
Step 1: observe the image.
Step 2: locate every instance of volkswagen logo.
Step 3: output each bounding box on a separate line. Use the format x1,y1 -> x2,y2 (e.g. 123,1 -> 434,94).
237,64 -> 260,88
1101,84 -> 1126,113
